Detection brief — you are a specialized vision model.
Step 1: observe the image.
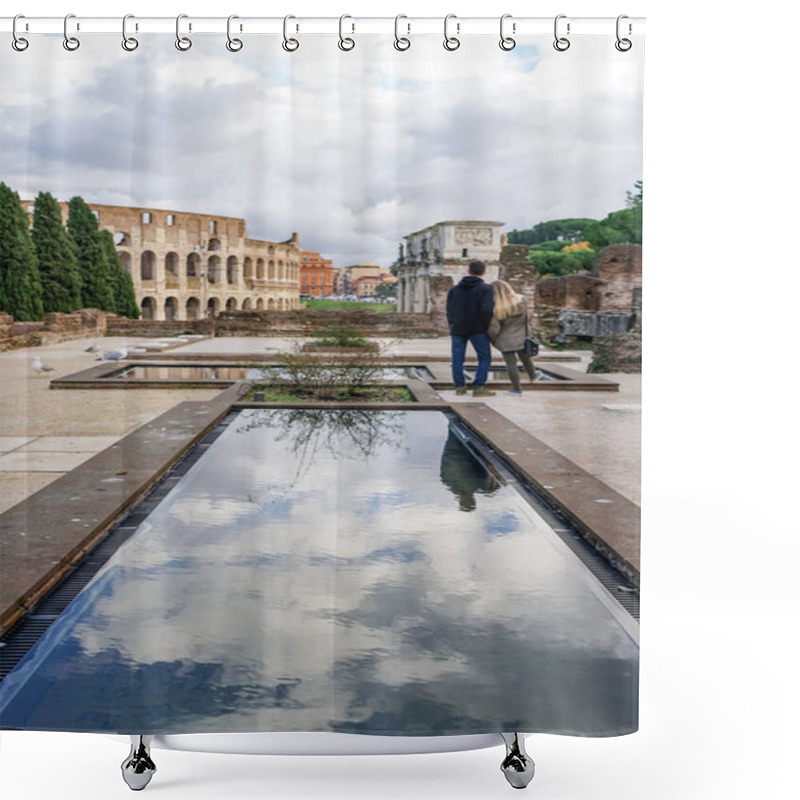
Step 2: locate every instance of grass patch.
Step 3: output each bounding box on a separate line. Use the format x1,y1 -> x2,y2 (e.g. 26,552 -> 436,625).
245,385 -> 414,403
304,299 -> 395,313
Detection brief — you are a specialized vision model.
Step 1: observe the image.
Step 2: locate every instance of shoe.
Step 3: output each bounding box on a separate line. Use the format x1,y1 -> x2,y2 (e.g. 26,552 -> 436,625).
472,387 -> 496,397
506,390 -> 523,396
454,386 -> 468,395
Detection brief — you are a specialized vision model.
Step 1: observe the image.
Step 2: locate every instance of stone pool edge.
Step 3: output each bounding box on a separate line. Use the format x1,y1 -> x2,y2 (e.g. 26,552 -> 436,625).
451,403 -> 640,584
0,384 -> 242,635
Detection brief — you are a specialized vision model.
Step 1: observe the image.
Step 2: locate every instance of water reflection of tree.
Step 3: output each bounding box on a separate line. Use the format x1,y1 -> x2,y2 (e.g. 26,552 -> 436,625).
237,409 -> 405,485
439,425 -> 501,512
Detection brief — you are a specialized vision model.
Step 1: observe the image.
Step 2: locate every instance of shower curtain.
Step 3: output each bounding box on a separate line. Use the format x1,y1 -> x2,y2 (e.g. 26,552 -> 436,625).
0,12 -> 643,774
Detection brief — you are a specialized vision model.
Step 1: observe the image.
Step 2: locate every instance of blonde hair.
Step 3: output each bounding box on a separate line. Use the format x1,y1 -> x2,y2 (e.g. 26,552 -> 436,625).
491,280 -> 523,321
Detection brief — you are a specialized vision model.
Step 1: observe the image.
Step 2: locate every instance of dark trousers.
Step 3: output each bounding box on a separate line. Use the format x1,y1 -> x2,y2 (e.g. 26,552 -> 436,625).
501,349 -> 536,392
451,333 -> 492,387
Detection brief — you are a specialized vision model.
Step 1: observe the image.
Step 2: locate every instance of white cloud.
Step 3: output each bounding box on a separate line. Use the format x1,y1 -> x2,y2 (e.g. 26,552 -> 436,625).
1,32 -> 643,266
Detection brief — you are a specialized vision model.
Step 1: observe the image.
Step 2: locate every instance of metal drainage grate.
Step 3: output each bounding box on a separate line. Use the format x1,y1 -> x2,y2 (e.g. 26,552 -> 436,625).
0,412 -> 238,683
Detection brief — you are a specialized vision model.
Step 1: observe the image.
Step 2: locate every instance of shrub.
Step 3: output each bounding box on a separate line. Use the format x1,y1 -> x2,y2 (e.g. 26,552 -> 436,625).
311,323 -> 369,347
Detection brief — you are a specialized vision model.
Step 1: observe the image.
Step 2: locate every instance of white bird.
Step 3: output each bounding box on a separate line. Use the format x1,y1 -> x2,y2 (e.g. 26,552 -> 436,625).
97,345 -> 128,361
84,343 -> 100,353
32,356 -> 56,375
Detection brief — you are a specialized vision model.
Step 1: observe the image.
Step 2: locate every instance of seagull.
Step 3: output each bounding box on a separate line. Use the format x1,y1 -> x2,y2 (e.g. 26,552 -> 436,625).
32,356 -> 56,375
97,345 -> 128,361
84,343 -> 100,353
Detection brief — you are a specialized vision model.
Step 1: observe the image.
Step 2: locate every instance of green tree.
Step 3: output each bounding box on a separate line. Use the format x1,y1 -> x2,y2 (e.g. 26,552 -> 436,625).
530,249 -> 594,278
100,229 -> 139,318
626,180 -> 643,209
32,191 -> 83,313
67,196 -> 116,311
583,208 -> 642,249
583,183 -> 643,249
0,183 -> 44,320
374,281 -> 397,299
509,218 -> 596,246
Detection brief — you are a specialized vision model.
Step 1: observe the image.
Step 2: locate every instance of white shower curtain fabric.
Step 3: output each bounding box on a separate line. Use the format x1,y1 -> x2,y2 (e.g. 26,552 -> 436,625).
0,29 -> 643,739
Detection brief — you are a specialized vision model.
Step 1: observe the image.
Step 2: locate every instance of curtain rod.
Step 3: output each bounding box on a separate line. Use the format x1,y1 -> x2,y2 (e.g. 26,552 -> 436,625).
2,16 -> 645,37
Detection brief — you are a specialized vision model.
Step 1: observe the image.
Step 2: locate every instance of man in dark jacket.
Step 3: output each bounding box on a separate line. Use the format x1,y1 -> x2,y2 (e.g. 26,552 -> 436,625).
446,260 -> 496,397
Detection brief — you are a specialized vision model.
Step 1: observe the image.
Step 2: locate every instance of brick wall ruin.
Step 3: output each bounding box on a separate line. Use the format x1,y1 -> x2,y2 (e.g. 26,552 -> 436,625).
0,309 -> 109,351
214,309 -> 441,338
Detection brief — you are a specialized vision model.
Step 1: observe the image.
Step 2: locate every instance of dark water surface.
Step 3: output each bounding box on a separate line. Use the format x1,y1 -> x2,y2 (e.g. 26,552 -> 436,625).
0,410 -> 637,736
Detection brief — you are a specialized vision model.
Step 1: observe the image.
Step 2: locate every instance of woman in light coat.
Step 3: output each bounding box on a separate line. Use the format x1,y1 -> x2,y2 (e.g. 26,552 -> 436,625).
488,280 -> 536,395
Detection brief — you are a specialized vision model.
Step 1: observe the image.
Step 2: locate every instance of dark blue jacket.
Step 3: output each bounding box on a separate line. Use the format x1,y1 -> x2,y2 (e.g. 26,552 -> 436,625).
446,276 -> 494,336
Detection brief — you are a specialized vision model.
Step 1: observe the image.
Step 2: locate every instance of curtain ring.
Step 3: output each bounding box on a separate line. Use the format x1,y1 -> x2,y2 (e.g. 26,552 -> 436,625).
63,13 -> 80,51
226,15 -> 243,51
12,15 -> 29,51
394,14 -> 411,51
553,14 -> 570,51
615,15 -> 632,51
443,14 -> 460,51
338,14 -> 355,51
499,14 -> 516,51
122,14 -> 139,51
282,15 -> 299,52
175,14 -> 192,50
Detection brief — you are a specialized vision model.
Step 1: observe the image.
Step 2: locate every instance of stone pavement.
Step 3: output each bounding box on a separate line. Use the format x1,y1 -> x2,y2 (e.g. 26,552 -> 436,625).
1,335 -> 640,513
0,338 -> 220,513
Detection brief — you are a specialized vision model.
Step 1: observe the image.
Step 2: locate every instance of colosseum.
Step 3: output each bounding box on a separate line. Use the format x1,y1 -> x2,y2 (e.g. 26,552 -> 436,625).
29,200 -> 302,321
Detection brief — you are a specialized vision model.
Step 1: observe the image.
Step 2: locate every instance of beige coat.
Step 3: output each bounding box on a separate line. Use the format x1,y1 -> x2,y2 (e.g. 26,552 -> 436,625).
488,297 -> 528,352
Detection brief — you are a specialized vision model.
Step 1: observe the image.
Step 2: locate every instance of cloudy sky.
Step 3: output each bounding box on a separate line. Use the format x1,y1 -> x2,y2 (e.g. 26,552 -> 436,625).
1,32 -> 642,267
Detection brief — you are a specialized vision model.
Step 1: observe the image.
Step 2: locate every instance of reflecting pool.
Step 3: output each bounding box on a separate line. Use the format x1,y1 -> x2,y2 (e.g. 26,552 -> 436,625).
110,365 -> 432,381
0,410 -> 637,736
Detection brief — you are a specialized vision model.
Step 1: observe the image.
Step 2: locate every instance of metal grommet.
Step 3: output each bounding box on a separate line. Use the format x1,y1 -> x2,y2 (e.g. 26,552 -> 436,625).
553,14 -> 570,52
338,14 -> 355,51
443,13 -> 460,51
175,14 -> 192,51
615,15 -> 632,51
226,15 -> 243,51
63,13 -> 80,51
499,13 -> 516,51
282,15 -> 299,52
394,14 -> 411,51
122,14 -> 139,51
12,15 -> 29,51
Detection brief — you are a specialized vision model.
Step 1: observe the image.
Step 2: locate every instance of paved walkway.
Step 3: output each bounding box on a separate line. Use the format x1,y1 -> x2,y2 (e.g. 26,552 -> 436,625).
0,335 -> 640,512
0,339 -> 220,513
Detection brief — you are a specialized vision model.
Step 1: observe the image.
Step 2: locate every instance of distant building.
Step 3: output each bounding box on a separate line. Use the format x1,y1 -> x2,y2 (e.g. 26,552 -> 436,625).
20,199 -> 301,320
395,220 -> 504,313
354,275 -> 382,297
299,250 -> 335,297
332,267 -> 345,295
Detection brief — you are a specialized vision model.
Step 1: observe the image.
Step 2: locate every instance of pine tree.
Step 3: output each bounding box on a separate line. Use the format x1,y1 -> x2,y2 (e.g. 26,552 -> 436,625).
67,196 -> 116,311
0,183 -> 44,321
100,229 -> 140,318
32,192 -> 83,313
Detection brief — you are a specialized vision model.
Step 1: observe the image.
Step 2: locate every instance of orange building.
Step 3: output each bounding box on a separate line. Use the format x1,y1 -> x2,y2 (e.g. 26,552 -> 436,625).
299,250 -> 335,297
354,271 -> 397,298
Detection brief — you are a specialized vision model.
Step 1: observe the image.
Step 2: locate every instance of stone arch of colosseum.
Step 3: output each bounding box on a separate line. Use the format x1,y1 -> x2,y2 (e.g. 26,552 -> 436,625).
186,297 -> 201,320
141,251 -> 157,281
165,296 -> 179,320
141,296 -> 156,319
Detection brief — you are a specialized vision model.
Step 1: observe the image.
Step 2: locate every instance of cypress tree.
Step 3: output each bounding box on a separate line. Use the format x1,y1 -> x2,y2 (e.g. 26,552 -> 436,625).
32,192 -> 83,312
67,196 -> 116,311
0,182 -> 44,321
100,229 -> 140,318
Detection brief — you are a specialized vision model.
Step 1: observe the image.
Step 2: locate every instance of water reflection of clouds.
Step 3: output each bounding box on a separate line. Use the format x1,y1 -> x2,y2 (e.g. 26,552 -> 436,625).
0,410 -> 637,736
